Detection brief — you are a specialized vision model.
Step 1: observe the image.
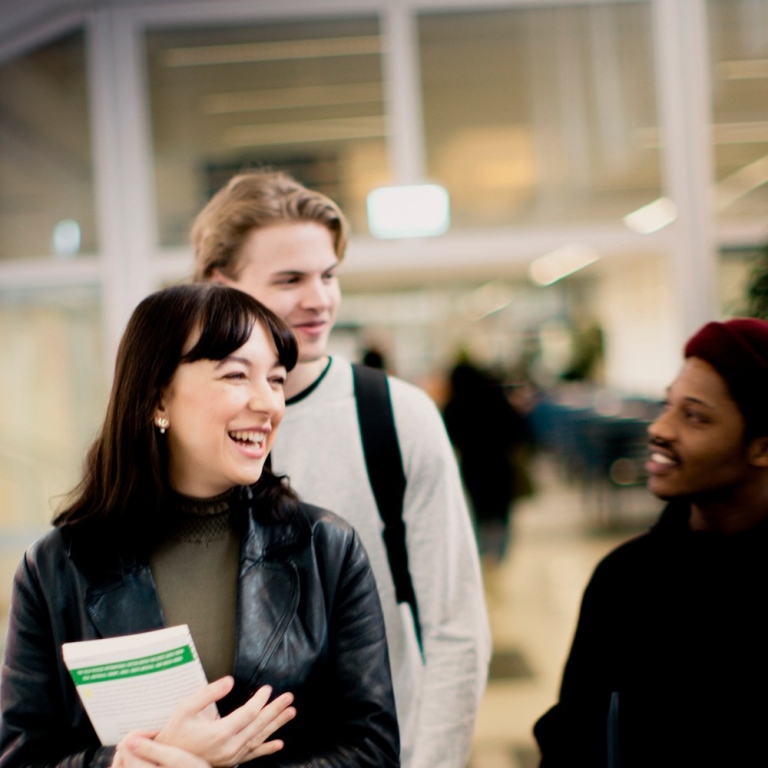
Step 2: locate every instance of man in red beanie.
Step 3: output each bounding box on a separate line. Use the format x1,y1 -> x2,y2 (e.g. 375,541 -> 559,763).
534,317 -> 768,768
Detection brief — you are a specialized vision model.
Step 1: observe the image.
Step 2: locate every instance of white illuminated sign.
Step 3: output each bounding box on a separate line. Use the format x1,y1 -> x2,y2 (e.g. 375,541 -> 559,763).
366,184 -> 450,239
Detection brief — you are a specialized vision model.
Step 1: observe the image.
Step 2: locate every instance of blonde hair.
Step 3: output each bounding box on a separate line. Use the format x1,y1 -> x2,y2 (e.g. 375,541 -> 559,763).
191,169 -> 349,281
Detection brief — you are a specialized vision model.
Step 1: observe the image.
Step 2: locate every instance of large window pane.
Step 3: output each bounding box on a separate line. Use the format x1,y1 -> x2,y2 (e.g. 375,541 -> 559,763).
0,30 -> 96,261
418,3 -> 660,229
709,0 -> 768,224
0,287 -> 105,621
146,18 -> 389,246
336,281 -> 565,386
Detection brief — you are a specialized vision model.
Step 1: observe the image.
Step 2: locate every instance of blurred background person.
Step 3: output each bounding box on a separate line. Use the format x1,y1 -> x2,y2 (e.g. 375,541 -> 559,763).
443,355 -> 533,569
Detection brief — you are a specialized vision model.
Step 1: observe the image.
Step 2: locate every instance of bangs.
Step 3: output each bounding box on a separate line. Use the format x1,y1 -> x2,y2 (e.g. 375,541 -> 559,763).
181,290 -> 255,363
181,286 -> 298,370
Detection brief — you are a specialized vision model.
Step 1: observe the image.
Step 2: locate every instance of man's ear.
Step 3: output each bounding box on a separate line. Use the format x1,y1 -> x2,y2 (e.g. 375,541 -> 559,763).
747,436 -> 768,467
209,267 -> 236,287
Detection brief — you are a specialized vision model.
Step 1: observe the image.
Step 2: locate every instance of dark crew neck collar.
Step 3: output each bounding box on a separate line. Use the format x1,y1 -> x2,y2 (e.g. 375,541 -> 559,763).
286,357 -> 333,405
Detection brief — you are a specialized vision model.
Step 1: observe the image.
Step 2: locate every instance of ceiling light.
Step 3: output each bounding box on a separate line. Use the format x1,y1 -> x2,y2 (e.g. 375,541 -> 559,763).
163,36 -> 381,67
528,244 -> 600,286
224,115 -> 386,148
716,154 -> 768,211
202,82 -> 382,114
367,184 -> 450,239
623,197 -> 677,234
718,59 -> 768,80
635,121 -> 768,149
51,219 -> 81,258
459,281 -> 514,321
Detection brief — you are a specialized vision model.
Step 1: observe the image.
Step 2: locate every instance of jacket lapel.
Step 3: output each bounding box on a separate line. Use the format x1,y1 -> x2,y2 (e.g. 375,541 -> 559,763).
233,559 -> 299,688
232,508 -> 307,689
85,563 -> 165,639
75,500 -> 310,689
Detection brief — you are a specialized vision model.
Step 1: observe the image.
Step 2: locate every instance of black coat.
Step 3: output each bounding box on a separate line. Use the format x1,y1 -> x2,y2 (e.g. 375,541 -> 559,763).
534,501 -> 768,768
0,502 -> 399,768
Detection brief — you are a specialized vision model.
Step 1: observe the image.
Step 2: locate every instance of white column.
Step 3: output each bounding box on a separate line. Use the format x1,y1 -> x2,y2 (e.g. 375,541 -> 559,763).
652,0 -> 718,343
89,6 -> 158,372
381,0 -> 426,184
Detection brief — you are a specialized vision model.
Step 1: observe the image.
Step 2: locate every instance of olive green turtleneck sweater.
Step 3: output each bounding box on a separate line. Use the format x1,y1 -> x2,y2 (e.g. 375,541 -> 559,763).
149,490 -> 241,683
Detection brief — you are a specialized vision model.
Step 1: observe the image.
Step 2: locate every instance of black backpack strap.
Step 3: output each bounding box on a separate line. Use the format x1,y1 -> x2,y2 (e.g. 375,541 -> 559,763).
352,363 -> 423,655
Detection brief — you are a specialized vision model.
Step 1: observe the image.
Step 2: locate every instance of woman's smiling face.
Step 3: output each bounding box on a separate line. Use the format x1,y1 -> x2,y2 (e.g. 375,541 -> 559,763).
646,356 -> 751,502
156,322 -> 287,498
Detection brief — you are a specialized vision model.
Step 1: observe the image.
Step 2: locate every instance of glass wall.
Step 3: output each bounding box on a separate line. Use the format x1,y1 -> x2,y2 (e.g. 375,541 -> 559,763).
336,279 -> 568,386
708,0 -> 768,224
0,0 -> 766,546
0,29 -> 96,261
417,2 -> 660,229
145,17 -> 389,245
0,286 -> 105,617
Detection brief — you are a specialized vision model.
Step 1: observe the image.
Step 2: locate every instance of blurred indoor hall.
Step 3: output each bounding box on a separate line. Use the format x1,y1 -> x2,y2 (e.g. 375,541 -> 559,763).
2,1 -> 767,763
467,454 -> 660,768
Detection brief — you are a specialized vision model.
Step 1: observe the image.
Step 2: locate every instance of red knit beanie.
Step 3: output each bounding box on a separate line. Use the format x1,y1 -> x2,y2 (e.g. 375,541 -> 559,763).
685,318 -> 768,436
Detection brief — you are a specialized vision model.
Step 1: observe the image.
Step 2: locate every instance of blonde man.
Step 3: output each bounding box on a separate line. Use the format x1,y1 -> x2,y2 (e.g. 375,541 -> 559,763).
192,170 -> 491,768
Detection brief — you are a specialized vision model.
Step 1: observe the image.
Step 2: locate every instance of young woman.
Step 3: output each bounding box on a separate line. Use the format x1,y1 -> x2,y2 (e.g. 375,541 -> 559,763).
0,284 -> 399,768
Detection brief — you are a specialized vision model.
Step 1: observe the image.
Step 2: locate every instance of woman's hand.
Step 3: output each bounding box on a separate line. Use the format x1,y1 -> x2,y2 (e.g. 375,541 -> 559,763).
155,676 -> 297,767
113,734 -> 211,768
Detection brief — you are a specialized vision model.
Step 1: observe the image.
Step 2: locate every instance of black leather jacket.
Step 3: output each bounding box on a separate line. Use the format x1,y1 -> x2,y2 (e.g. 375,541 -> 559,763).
0,502 -> 399,768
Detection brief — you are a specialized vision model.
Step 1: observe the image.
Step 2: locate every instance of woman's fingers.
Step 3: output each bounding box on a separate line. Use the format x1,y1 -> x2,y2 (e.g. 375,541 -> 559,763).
239,691 -> 295,743
257,695 -> 297,739
250,691 -> 294,729
113,731 -> 161,768
247,739 -> 285,760
156,682 -> 294,766
175,677 -> 234,719
215,688 -> 295,763
125,735 -> 212,768
218,685 -> 273,736
220,687 -> 294,742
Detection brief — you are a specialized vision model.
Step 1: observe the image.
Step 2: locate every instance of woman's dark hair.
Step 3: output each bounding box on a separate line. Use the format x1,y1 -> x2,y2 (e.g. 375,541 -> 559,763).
54,283 -> 299,542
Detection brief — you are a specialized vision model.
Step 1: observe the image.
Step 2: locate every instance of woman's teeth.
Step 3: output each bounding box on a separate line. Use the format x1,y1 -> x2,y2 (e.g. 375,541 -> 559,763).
651,452 -> 675,465
229,430 -> 265,447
